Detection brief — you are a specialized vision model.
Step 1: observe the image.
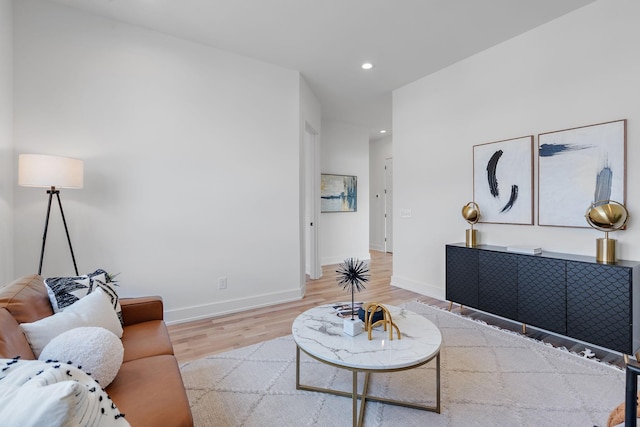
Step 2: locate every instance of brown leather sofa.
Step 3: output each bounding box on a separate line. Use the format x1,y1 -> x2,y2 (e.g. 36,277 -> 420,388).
0,275 -> 193,427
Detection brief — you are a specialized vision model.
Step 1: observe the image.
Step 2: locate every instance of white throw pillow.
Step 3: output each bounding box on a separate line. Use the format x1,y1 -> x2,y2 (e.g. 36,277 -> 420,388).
39,327 -> 124,387
20,287 -> 123,358
0,358 -> 130,427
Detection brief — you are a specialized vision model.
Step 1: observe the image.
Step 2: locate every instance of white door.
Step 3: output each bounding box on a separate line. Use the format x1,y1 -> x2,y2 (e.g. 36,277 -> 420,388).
384,158 -> 393,253
305,124 -> 321,279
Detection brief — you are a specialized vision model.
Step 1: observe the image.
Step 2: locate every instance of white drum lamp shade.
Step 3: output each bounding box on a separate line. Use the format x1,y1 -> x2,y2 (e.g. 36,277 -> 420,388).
18,154 -> 84,189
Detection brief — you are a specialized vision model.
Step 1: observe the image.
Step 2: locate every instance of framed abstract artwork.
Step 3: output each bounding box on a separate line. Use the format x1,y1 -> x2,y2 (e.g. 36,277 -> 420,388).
321,174 -> 357,212
473,135 -> 534,225
538,119 -> 626,227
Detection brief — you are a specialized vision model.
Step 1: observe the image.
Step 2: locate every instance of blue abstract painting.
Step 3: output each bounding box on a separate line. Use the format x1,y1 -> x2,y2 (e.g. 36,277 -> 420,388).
321,174 -> 357,212
538,120 -> 626,227
473,136 -> 534,224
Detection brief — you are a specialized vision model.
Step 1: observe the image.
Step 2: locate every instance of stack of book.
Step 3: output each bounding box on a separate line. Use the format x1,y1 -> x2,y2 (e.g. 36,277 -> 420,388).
506,245 -> 542,255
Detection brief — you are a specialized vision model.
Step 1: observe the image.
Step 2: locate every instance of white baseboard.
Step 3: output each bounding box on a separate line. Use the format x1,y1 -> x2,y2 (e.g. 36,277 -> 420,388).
390,275 -> 446,300
369,243 -> 385,252
321,252 -> 371,266
164,287 -> 304,325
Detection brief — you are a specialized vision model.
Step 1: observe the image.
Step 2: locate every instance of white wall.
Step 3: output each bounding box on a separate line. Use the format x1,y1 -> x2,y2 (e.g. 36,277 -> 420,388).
320,120 -> 370,265
13,0 -> 303,323
0,0 -> 13,284
392,0 -> 640,299
369,135 -> 391,252
299,77 -> 322,141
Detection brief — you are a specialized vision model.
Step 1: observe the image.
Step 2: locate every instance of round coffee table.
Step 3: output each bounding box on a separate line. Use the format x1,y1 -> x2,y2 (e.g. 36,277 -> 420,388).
292,304 -> 442,427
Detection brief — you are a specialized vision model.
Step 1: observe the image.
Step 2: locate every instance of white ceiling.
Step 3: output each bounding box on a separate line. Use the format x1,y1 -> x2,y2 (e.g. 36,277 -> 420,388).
47,0 -> 596,140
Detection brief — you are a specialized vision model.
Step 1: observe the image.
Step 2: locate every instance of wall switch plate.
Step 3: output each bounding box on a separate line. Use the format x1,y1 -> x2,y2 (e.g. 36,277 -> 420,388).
218,276 -> 227,289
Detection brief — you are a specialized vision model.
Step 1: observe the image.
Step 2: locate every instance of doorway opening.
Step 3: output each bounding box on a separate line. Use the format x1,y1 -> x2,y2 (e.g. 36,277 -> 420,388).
304,123 -> 321,279
384,157 -> 393,253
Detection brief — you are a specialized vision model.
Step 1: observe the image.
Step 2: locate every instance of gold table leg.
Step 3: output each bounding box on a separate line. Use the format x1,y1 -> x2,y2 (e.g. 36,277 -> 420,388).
296,344 -> 441,426
352,371 -> 358,427
356,372 -> 371,427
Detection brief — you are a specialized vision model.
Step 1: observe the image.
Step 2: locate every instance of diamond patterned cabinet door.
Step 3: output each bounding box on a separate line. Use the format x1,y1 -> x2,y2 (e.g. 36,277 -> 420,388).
446,245 -> 479,308
479,251 -> 518,320
518,257 -> 566,335
566,262 -> 632,354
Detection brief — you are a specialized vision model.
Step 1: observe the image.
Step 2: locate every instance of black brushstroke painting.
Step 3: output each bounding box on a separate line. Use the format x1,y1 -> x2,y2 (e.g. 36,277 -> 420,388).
501,185 -> 518,213
486,150 -> 503,197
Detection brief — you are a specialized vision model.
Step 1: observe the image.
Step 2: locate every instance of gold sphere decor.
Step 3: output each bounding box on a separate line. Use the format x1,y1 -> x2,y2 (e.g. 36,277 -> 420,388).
585,200 -> 629,264
362,302 -> 401,341
461,202 -> 481,247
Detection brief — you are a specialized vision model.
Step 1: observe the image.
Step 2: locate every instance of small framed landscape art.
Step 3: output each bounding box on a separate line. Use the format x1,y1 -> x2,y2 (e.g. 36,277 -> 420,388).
538,119 -> 626,227
321,174 -> 357,212
473,135 -> 534,225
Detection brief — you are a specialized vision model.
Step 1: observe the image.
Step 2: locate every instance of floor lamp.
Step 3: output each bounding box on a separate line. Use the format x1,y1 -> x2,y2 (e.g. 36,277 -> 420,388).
18,154 -> 84,276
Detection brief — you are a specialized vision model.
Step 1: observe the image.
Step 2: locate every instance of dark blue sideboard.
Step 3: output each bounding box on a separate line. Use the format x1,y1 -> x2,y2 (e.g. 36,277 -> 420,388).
445,243 -> 640,355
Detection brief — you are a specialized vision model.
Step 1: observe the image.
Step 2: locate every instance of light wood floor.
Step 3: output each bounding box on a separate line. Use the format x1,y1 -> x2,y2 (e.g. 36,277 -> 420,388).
168,251 -> 624,368
168,251 -> 428,363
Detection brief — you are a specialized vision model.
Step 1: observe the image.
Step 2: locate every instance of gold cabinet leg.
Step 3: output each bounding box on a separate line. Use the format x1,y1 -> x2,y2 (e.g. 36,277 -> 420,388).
522,323 -> 527,334
448,301 -> 464,312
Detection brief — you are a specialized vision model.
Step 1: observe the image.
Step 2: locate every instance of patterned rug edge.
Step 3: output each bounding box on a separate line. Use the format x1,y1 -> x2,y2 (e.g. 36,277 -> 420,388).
406,299 -> 624,372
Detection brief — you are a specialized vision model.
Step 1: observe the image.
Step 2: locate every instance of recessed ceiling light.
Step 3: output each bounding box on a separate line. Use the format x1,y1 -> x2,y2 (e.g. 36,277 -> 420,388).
380,130 -> 387,134
361,62 -> 373,70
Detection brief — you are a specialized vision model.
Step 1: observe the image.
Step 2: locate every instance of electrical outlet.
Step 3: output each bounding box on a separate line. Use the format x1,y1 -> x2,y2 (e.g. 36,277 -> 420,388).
400,209 -> 412,218
218,276 -> 227,289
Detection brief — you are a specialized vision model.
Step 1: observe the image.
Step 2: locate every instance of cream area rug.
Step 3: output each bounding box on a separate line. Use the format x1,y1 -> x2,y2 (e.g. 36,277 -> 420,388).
179,301 -> 625,427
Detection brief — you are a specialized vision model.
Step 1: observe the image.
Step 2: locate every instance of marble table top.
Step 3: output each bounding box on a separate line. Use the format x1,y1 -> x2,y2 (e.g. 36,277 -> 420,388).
291,304 -> 442,370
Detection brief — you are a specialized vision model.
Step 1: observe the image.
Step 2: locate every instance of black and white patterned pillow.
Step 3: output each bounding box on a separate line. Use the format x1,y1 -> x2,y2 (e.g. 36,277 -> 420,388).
0,357 -> 130,426
45,269 -> 123,325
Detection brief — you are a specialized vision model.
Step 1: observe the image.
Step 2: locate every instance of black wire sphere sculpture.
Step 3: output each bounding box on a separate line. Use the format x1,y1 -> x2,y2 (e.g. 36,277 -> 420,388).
336,258 -> 370,320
